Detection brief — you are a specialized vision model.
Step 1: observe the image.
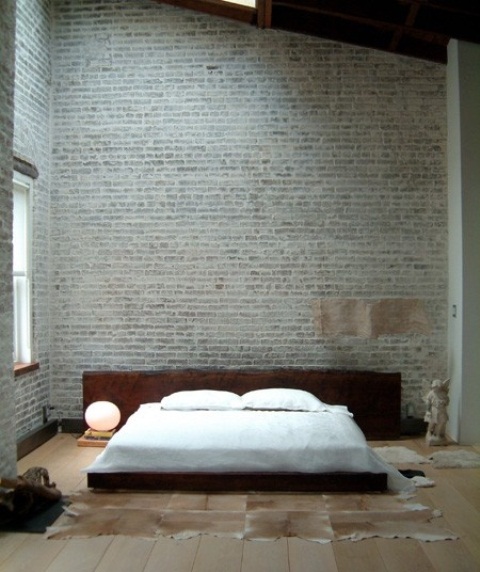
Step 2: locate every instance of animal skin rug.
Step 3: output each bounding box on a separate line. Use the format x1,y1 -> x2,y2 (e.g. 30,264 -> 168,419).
373,446 -> 430,465
46,490 -> 457,543
374,446 -> 480,469
429,449 -> 480,468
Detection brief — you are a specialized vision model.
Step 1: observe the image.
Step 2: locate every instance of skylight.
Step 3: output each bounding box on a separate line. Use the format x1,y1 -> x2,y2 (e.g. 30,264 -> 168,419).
228,0 -> 255,7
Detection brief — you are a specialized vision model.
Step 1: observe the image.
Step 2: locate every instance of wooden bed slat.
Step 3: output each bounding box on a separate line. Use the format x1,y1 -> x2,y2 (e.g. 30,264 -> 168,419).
87,471 -> 388,492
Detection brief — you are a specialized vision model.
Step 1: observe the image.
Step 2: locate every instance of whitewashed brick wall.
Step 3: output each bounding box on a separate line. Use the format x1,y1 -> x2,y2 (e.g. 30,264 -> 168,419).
13,0 -> 52,437
50,0 -> 448,419
0,0 -> 17,477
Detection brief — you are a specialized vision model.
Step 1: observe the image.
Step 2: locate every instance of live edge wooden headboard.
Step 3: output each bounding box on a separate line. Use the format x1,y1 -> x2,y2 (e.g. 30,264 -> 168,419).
82,369 -> 401,440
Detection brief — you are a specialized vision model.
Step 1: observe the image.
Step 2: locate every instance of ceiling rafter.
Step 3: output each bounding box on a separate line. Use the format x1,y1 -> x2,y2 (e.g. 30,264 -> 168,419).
273,0 -> 450,42
389,2 -> 420,51
150,0 -> 480,63
152,0 -> 256,24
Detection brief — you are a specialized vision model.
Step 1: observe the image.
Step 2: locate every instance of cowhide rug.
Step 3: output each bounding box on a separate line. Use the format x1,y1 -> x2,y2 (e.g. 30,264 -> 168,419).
374,446 -> 480,469
46,490 -> 457,543
373,446 -> 430,465
430,449 -> 480,468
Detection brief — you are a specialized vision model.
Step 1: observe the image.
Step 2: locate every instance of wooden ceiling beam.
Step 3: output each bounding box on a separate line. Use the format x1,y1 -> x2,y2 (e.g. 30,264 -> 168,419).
274,0 -> 480,44
152,0 -> 257,24
257,0 -> 273,28
389,2 -> 420,52
273,1 -> 450,44
410,0 -> 480,18
147,0 -> 478,62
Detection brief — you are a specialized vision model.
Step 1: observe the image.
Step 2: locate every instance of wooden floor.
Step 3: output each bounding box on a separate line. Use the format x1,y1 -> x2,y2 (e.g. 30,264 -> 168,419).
1,434 -> 479,572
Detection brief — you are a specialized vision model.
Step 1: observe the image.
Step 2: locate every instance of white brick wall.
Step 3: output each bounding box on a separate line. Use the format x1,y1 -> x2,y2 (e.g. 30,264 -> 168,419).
0,0 -> 17,478
13,0 -> 52,437
49,1 -> 447,419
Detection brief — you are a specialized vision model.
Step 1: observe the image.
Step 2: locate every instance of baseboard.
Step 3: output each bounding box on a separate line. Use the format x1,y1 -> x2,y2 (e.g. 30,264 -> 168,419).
17,420 -> 59,460
61,417 -> 85,434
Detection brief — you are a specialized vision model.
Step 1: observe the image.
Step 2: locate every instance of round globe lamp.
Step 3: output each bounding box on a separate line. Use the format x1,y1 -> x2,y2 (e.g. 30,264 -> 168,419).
85,401 -> 121,432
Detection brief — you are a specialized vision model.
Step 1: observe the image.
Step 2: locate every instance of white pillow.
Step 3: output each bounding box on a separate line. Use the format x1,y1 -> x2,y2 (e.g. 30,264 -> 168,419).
160,390 -> 243,411
138,402 -> 163,412
241,388 -> 326,412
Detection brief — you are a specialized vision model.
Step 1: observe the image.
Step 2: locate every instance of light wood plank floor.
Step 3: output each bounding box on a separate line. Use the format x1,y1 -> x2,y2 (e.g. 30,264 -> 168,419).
1,434 -> 479,572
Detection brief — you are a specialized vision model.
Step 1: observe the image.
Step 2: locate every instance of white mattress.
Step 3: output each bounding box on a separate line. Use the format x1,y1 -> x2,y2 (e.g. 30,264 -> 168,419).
83,405 -> 413,493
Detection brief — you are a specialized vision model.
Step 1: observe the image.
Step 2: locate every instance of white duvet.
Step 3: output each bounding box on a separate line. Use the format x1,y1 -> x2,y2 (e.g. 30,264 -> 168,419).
83,404 -> 413,493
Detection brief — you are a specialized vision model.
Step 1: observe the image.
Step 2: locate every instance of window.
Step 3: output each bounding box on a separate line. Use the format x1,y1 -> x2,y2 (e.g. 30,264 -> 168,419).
13,172 -> 33,365
228,0 -> 255,6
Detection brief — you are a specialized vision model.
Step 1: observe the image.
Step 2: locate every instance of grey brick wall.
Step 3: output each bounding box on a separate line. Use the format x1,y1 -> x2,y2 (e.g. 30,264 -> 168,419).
50,0 -> 448,420
13,0 -> 52,437
0,0 -> 17,477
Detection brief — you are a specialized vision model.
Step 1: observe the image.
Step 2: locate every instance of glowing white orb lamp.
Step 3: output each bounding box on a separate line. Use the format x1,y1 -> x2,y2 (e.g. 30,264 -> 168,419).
85,401 -> 121,432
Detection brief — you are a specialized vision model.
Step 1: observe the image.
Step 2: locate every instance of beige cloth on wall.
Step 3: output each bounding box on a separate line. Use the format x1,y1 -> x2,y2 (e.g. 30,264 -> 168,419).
312,298 -> 432,338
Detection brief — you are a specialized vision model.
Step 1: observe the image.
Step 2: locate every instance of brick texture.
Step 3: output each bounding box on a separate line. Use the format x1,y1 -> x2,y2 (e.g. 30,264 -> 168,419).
48,1 -> 448,421
13,0 -> 52,437
0,0 -> 17,477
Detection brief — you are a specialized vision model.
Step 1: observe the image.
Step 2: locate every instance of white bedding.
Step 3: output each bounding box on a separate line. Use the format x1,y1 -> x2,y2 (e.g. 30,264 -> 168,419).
83,404 -> 413,493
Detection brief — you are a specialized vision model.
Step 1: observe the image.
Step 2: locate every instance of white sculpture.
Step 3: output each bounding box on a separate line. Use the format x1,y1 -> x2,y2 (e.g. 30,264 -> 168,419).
424,379 -> 450,446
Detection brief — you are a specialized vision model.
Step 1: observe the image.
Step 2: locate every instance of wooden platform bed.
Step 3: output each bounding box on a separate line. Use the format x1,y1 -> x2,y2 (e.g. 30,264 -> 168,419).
83,369 -> 401,493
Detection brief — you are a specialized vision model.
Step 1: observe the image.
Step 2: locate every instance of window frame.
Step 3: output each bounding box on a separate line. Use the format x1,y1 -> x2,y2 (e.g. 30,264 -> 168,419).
13,171 -> 34,369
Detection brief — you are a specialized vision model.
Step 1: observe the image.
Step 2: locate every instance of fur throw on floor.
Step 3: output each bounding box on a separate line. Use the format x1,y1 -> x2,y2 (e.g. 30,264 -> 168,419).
373,446 -> 480,469
429,449 -> 480,468
373,446 -> 430,464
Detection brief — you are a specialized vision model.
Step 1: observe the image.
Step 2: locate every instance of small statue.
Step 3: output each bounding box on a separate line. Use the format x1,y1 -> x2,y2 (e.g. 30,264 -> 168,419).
424,379 -> 450,446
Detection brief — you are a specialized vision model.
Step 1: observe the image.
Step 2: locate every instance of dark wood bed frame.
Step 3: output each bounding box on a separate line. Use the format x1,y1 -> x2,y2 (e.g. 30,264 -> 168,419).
83,369 -> 401,493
